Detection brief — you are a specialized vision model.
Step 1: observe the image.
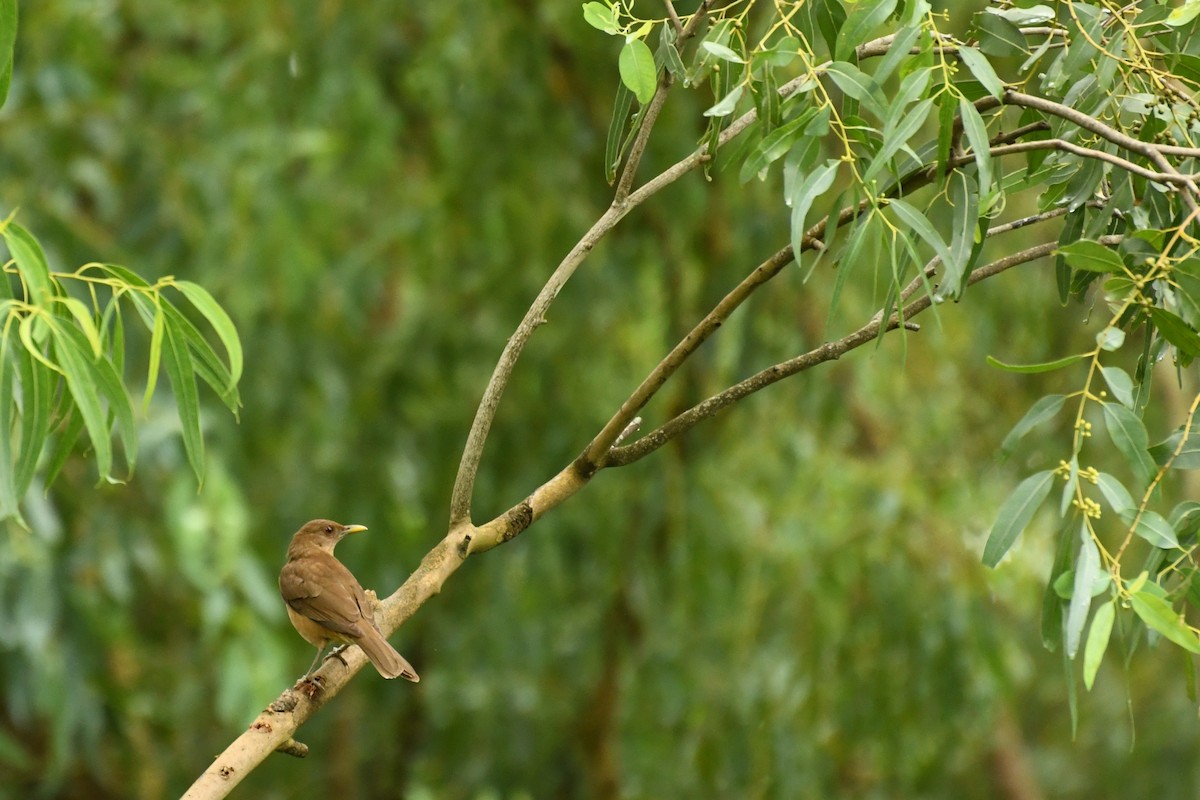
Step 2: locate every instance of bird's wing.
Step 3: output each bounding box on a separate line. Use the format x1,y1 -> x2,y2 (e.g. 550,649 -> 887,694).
279,555 -> 369,639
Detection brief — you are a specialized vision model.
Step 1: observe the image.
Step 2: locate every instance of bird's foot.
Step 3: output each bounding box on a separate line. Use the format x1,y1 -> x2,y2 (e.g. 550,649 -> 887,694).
324,644 -> 350,667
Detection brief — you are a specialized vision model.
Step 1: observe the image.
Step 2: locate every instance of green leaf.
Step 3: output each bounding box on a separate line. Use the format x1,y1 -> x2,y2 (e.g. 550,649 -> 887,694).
3,223 -> 56,305
703,84 -> 744,118
604,80 -> 635,183
824,61 -> 885,119
1148,307 -> 1200,358
1083,600 -> 1115,690
174,280 -> 243,387
1167,0 -> 1200,26
1129,510 -> 1180,550
887,198 -> 959,295
946,170 -> 981,292
958,98 -> 994,206
582,2 -> 618,34
162,308 -> 205,484
834,0 -> 898,62
1057,240 -> 1125,273
13,346 -> 52,500
988,5 -> 1054,24
788,159 -> 840,261
1096,326 -> 1125,351
619,37 -> 657,104
999,393 -> 1066,459
160,302 -> 240,412
48,319 -> 113,482
52,319 -> 137,480
700,41 -> 744,63
1100,365 -> 1134,408
862,97 -> 934,184
1102,402 -> 1158,490
957,45 -> 1005,98
1095,472 -> 1135,515
0,340 -> 20,522
43,408 -> 84,489
982,469 -> 1055,567
0,0 -> 15,109
1149,421 -> 1200,469
976,12 -> 1027,57
985,353 -> 1085,373
739,107 -> 818,183
1042,517 -> 1076,650
1066,524 -> 1100,657
144,299 -> 165,411
49,296 -> 103,358
1131,591 -> 1200,653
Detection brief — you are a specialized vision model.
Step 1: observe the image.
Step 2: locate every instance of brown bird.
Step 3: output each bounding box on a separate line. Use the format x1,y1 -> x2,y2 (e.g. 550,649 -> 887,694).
279,519 -> 419,682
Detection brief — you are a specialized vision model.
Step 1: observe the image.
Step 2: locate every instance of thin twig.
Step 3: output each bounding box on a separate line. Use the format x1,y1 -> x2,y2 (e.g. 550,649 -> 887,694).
1003,90 -> 1200,212
614,0 -> 714,202
604,241 -> 1080,467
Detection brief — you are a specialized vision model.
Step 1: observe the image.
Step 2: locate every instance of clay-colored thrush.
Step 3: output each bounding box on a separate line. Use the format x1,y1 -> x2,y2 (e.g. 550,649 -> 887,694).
279,519 -> 419,682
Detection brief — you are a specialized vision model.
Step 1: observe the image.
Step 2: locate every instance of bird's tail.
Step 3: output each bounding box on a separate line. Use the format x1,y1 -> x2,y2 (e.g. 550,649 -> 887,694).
357,624 -> 420,682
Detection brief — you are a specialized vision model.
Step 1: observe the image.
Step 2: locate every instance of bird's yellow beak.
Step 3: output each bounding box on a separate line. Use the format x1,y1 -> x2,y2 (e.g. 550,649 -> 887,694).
343,524 -> 368,535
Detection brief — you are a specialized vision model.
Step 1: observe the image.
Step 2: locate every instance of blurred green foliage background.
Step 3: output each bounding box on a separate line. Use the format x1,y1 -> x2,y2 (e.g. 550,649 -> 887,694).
3,2 -> 1200,798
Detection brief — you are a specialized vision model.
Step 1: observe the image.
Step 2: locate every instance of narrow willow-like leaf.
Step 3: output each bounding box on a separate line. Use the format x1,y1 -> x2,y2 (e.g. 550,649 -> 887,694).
0,339 -> 20,522
789,159 -> 839,264
1057,239 -> 1124,273
160,302 -> 240,412
1042,516 -> 1076,651
999,393 -> 1066,459
862,97 -> 933,184
14,344 -> 51,499
958,98 -> 994,207
1066,524 -> 1100,657
43,408 -> 84,490
619,37 -> 657,104
604,81 -> 635,184
1095,472 -> 1135,515
1148,307 -> 1200,358
60,323 -> 136,478
739,107 -> 817,183
888,198 -> 959,295
1100,365 -> 1134,408
834,0 -> 898,62
1131,510 -> 1180,550
1102,402 -> 1158,489
1083,600 -> 1115,690
0,0 -> 15,108
48,318 -> 112,481
1148,417 -> 1200,466
1131,591 -> 1200,653
947,170 -> 980,295
175,280 -> 242,387
143,298 -> 164,411
49,296 -> 103,358
983,469 -> 1055,567
985,353 -> 1085,373
162,309 -> 204,484
957,45 -> 1005,98
703,84 -> 744,118
2,223 -> 55,304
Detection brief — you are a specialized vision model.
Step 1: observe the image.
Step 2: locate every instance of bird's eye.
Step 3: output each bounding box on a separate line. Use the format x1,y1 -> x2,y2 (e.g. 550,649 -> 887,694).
324,525 -> 333,534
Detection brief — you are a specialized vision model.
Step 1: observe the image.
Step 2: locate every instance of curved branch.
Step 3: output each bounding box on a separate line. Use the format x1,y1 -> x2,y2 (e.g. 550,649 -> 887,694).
606,233 -> 1121,468
1003,90 -> 1200,212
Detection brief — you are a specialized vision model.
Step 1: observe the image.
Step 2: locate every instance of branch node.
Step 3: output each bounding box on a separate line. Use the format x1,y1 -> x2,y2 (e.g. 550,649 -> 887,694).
613,416 -> 643,447
502,502 -> 534,542
457,532 -> 472,559
902,321 -> 920,332
275,738 -> 310,759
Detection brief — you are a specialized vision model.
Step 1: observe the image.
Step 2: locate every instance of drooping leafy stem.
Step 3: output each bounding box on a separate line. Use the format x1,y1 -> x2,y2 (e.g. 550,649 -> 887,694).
1,217 -> 243,524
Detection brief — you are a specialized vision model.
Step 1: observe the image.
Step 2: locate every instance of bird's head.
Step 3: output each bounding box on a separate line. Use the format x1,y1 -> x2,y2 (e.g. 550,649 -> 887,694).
289,519 -> 368,554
